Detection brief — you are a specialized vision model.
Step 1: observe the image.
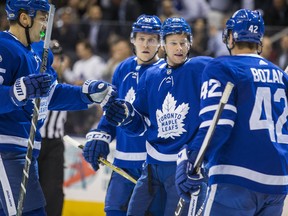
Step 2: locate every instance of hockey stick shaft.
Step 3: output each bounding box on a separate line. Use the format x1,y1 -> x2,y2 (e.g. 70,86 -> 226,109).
16,5 -> 55,216
193,81 -> 234,172
63,135 -> 137,184
175,81 -> 234,216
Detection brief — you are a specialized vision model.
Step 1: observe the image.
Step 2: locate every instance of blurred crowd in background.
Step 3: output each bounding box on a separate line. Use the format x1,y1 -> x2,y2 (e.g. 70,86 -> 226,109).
0,0 -> 288,135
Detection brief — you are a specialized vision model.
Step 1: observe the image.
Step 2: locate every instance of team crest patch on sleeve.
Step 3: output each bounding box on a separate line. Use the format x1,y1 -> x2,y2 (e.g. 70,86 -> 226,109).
38,96 -> 49,120
156,93 -> 189,139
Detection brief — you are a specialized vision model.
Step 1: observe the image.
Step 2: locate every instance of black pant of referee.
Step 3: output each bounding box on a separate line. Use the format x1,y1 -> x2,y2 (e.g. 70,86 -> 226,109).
38,138 -> 64,216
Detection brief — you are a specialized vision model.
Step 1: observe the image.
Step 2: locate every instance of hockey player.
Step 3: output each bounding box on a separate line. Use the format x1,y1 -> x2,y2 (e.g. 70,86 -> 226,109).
175,9 -> 288,215
83,14 -> 164,216
0,0 -> 114,215
104,17 -> 212,216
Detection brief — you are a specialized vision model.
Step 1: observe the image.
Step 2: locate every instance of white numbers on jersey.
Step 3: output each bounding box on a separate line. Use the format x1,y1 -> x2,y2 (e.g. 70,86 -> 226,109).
248,25 -> 258,33
249,87 -> 288,144
201,79 -> 222,99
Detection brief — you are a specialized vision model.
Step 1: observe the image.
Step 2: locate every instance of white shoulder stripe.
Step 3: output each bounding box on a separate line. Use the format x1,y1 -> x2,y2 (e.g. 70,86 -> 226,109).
0,68 -> 6,73
200,119 -> 234,128
199,104 -> 237,116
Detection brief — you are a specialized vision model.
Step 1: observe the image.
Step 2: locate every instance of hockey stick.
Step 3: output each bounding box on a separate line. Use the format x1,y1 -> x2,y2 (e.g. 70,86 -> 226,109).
174,82 -> 234,216
187,81 -> 234,215
16,5 -> 56,216
63,135 -> 137,184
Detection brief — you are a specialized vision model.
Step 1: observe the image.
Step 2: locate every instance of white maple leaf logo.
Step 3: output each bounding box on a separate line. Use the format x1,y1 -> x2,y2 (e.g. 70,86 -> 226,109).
125,87 -> 136,103
156,93 -> 189,139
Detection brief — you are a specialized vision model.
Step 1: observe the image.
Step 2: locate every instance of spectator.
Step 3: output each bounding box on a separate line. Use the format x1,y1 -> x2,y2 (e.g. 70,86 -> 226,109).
158,0 -> 179,22
278,35 -> 288,70
81,5 -> 112,59
0,12 -> 9,31
65,40 -> 106,135
102,0 -> 142,38
263,0 -> 288,27
137,0 -> 159,15
190,18 -> 209,56
261,36 -> 277,63
72,40 -> 106,85
207,14 -> 230,57
207,0 -> 240,30
52,6 -> 82,62
174,0 -> 210,23
102,38 -> 132,82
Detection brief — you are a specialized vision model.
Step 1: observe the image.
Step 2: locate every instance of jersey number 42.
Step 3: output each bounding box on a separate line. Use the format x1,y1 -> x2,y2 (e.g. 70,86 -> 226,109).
250,87 -> 288,144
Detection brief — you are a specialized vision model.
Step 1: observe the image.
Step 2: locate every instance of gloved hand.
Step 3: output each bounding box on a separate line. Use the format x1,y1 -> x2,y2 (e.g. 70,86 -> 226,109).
82,129 -> 111,171
175,145 -> 205,202
9,73 -> 52,106
105,99 -> 134,126
81,80 -> 117,107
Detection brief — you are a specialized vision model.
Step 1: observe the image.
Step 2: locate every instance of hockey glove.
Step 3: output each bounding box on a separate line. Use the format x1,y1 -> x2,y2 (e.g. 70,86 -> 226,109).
105,99 -> 134,126
83,129 -> 111,171
81,80 -> 117,107
9,74 -> 52,106
175,145 -> 205,202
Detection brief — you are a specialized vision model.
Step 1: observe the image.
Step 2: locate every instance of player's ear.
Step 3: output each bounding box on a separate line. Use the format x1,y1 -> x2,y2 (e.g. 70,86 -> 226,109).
227,32 -> 233,48
19,12 -> 31,28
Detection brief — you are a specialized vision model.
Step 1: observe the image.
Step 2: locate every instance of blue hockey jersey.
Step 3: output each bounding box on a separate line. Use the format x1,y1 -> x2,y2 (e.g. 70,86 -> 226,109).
98,56 -> 164,168
121,56 -> 213,164
0,31 -> 89,157
191,54 -> 288,195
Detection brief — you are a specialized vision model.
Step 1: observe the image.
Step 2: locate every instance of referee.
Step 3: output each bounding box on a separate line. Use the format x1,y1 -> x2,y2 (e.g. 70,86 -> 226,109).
38,40 -> 68,216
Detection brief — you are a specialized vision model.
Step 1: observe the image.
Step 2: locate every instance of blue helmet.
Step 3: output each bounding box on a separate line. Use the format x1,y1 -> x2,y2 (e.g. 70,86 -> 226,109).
131,14 -> 161,38
223,9 -> 264,44
6,0 -> 50,21
161,17 -> 192,43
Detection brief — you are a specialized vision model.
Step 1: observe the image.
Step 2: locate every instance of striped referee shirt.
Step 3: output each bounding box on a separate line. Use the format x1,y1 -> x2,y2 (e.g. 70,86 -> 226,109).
40,110 -> 67,139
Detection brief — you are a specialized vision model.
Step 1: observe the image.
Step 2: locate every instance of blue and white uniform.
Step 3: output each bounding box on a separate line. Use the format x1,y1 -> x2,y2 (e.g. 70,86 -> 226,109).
98,56 -> 164,214
121,56 -> 212,216
0,32 -> 90,216
100,56 -> 164,168
192,54 -> 288,215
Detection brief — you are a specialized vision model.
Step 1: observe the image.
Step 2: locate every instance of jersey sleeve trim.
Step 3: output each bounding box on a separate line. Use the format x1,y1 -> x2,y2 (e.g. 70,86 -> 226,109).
200,119 -> 235,128
0,134 -> 41,150
114,150 -> 147,161
209,164 -> 288,186
199,104 -> 237,116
